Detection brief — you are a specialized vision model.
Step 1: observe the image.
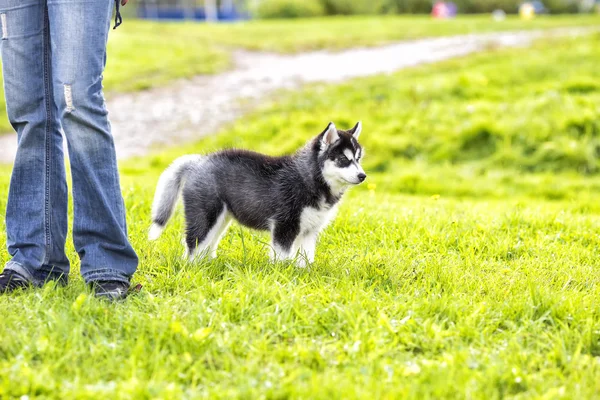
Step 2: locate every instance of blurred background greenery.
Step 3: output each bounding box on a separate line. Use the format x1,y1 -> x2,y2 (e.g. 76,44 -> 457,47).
130,0 -> 600,19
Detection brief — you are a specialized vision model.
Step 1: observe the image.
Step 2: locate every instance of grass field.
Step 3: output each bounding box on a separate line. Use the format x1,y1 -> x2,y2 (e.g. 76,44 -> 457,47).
1,29 -> 600,399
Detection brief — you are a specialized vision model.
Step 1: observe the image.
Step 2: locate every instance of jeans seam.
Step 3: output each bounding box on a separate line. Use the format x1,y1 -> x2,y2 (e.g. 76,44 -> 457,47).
42,3 -> 51,264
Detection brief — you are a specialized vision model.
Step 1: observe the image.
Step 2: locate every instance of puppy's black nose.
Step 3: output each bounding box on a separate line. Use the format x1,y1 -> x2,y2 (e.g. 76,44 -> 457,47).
357,173 -> 367,182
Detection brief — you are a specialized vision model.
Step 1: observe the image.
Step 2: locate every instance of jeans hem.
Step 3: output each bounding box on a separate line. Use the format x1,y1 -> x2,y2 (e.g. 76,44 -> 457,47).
82,268 -> 131,285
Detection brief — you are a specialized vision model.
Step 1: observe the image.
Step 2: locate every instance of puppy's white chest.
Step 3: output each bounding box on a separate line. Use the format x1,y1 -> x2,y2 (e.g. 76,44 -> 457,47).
299,203 -> 338,235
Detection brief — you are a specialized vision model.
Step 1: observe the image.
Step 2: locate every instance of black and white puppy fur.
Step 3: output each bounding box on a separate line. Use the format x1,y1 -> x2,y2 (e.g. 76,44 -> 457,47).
149,122 -> 366,266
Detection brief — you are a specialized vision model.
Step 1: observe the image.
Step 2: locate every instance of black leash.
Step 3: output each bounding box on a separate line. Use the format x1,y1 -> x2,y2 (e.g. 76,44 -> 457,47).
113,0 -> 122,29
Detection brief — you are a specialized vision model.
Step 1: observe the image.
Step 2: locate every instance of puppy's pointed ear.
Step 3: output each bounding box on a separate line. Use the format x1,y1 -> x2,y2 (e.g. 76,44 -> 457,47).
350,121 -> 362,139
321,122 -> 339,147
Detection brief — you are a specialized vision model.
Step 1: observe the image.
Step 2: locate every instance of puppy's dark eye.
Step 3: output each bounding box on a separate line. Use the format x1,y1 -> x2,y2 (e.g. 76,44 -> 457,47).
337,156 -> 351,167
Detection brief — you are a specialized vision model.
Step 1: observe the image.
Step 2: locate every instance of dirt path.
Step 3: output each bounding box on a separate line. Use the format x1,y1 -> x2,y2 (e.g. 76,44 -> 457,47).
0,27 -> 593,164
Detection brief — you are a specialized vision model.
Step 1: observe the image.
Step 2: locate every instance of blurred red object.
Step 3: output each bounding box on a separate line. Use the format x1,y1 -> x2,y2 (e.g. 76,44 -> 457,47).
432,1 -> 449,18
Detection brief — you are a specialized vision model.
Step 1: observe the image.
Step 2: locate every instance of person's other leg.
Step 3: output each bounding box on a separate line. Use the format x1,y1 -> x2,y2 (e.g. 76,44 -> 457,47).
47,0 -> 138,285
1,0 -> 70,287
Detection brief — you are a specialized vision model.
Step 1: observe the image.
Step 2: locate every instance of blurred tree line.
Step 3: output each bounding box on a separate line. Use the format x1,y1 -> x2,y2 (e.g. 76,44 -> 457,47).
252,0 -> 592,18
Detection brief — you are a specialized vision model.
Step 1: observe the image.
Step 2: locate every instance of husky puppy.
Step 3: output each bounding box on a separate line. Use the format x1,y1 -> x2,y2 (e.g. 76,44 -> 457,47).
149,122 -> 366,266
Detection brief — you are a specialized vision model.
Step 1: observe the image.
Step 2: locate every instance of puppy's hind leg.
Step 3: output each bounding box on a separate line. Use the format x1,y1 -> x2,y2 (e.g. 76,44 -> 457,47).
184,199 -> 229,262
209,211 -> 232,259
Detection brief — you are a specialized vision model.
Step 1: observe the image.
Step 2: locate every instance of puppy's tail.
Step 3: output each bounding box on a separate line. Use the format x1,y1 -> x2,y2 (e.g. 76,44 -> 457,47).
149,155 -> 202,240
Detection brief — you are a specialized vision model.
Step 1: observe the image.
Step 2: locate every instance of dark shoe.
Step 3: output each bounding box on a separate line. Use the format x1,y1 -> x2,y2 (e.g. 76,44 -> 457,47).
91,280 -> 130,300
36,265 -> 69,287
0,270 -> 31,293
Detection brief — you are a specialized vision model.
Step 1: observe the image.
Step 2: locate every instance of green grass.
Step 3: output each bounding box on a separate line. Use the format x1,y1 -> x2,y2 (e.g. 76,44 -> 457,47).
1,31 -> 600,399
1,193 -> 600,398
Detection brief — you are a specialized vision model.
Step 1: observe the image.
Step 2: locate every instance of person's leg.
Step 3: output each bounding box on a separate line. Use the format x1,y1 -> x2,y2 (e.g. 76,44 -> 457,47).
47,0 -> 138,285
0,0 -> 70,287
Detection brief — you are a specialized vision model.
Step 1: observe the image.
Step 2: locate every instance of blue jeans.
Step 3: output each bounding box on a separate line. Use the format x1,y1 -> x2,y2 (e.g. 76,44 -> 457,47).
0,0 -> 138,285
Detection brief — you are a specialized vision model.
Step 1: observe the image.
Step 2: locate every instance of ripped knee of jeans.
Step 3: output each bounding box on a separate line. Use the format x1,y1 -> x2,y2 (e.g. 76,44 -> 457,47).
1,13 -> 7,40
64,84 -> 75,113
